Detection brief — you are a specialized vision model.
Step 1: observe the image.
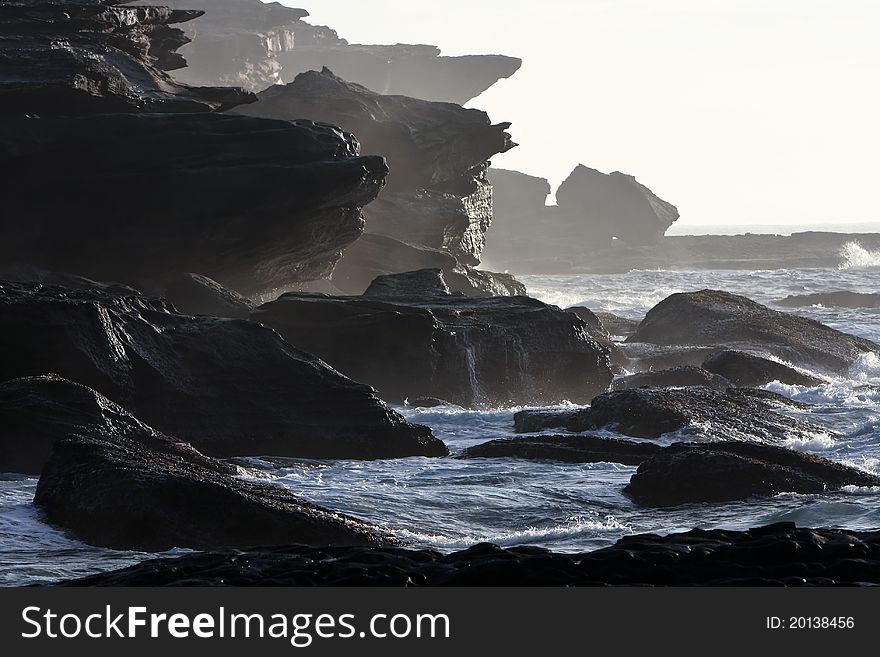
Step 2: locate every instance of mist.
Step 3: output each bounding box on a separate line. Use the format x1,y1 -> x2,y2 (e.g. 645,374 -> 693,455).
288,0 -> 880,232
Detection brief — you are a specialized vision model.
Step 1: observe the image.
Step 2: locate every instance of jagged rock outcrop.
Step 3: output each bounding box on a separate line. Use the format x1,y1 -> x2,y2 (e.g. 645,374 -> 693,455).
1,0 -> 253,116
625,442 -> 880,507
58,523 -> 880,586
0,281 -> 446,459
461,434 -> 662,466
514,387 -> 826,443
611,366 -> 732,392
330,233 -> 526,297
702,350 -> 824,388
481,165 -> 679,271
775,291 -> 880,309
0,375 -> 157,475
236,68 -> 515,269
250,270 -> 612,408
164,273 -> 256,318
35,429 -> 388,551
134,0 -> 520,101
629,290 -> 879,375
0,113 -> 387,296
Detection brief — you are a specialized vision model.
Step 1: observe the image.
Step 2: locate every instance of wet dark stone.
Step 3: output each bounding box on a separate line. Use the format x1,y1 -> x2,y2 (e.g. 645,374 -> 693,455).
775,291 -> 880,309
702,350 -> 824,388
164,273 -> 256,319
460,434 -> 662,466
612,366 -> 732,392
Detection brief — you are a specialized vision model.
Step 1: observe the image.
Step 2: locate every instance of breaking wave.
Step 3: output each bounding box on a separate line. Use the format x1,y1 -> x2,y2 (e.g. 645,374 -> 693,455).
839,241 -> 880,269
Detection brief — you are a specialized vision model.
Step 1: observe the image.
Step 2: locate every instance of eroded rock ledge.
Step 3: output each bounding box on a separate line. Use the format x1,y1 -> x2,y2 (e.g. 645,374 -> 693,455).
57,523 -> 880,586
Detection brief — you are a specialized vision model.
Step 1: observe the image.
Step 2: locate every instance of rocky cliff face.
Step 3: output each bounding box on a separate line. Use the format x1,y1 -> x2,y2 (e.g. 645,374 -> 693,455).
236,67 -> 520,294
130,0 -> 521,100
482,165 -> 679,273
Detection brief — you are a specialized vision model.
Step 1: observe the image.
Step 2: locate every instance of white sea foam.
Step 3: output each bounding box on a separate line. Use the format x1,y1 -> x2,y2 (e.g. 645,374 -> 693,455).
839,241 -> 880,269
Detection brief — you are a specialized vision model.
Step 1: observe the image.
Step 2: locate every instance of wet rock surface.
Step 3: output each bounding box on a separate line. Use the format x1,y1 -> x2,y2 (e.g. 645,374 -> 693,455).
514,387 -> 823,442
629,290 -> 879,375
2,0 -> 253,116
775,291 -> 880,309
0,113 -> 387,296
164,273 -> 256,319
56,523 -> 880,586
625,442 -> 880,507
0,281 -> 445,460
612,366 -> 732,392
35,429 -> 387,551
595,312 -> 641,338
251,270 -> 612,408
460,434 -> 662,466
702,350 -> 824,388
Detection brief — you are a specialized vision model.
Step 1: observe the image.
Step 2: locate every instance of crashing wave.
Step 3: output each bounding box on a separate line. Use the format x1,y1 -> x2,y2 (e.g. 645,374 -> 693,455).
839,241 -> 880,269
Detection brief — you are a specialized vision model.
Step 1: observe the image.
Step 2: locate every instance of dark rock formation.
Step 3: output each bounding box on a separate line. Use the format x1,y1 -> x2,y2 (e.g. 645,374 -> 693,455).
0,265 -> 140,297
251,270 -> 612,408
514,387 -> 824,443
330,233 -> 526,297
0,281 -> 445,459
0,113 -> 387,296
137,0 -> 520,101
618,343 -> 719,372
565,307 -> 626,370
625,442 -> 880,507
35,429 -> 387,551
612,366 -> 732,392
57,523 -> 880,586
629,290 -> 879,375
0,375 -> 155,475
702,350 -> 824,388
164,273 -> 255,318
460,434 -> 662,466
595,312 -> 641,338
481,166 -> 679,272
776,291 -> 880,309
1,0 -> 253,116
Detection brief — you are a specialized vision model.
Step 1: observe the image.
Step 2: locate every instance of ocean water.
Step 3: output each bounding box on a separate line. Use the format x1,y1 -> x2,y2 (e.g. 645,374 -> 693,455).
4,242 -> 880,585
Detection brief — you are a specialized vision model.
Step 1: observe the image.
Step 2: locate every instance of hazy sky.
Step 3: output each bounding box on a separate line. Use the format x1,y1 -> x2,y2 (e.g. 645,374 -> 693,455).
278,0 -> 879,231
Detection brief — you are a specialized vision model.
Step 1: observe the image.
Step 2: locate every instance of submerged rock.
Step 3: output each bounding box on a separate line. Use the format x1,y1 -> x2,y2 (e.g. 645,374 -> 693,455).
625,442 -> 880,507
0,281 -> 445,459
0,375 -> 155,476
702,350 -> 824,388
35,430 -> 387,551
251,270 -> 612,408
461,434 -> 662,466
1,0 -> 253,116
0,113 -> 387,296
612,366 -> 732,392
775,291 -> 880,309
57,523 -> 880,586
514,387 -> 824,443
629,290 -> 879,375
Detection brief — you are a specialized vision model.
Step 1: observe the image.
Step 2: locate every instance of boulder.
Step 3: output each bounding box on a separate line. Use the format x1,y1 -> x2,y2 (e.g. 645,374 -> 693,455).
625,441 -> 880,507
629,290 -> 879,375
595,312 -> 641,338
702,350 -> 824,388
0,113 -> 387,296
0,281 -> 446,459
57,524 -> 880,586
0,375 -> 155,475
565,306 -> 626,370
35,430 -> 387,551
775,291 -> 880,309
612,366 -> 732,392
618,343 -> 718,372
235,68 -> 515,268
251,270 -> 613,408
1,0 -> 253,116
460,434 -> 662,466
514,387 -> 825,443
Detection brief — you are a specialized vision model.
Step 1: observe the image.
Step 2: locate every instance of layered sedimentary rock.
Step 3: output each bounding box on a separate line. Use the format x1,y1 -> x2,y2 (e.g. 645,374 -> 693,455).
481,166 -> 679,272
35,429 -> 387,551
629,290 -> 879,375
59,523 -> 880,586
626,442 -> 880,507
514,387 -> 826,443
1,0 -> 253,116
250,270 -> 612,408
0,113 -> 387,296
133,0 -> 521,101
0,282 -> 445,459
235,67 -> 519,293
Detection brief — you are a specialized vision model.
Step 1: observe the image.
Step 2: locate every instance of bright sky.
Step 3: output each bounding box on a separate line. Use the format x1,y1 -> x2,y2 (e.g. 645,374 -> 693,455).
275,0 -> 879,231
